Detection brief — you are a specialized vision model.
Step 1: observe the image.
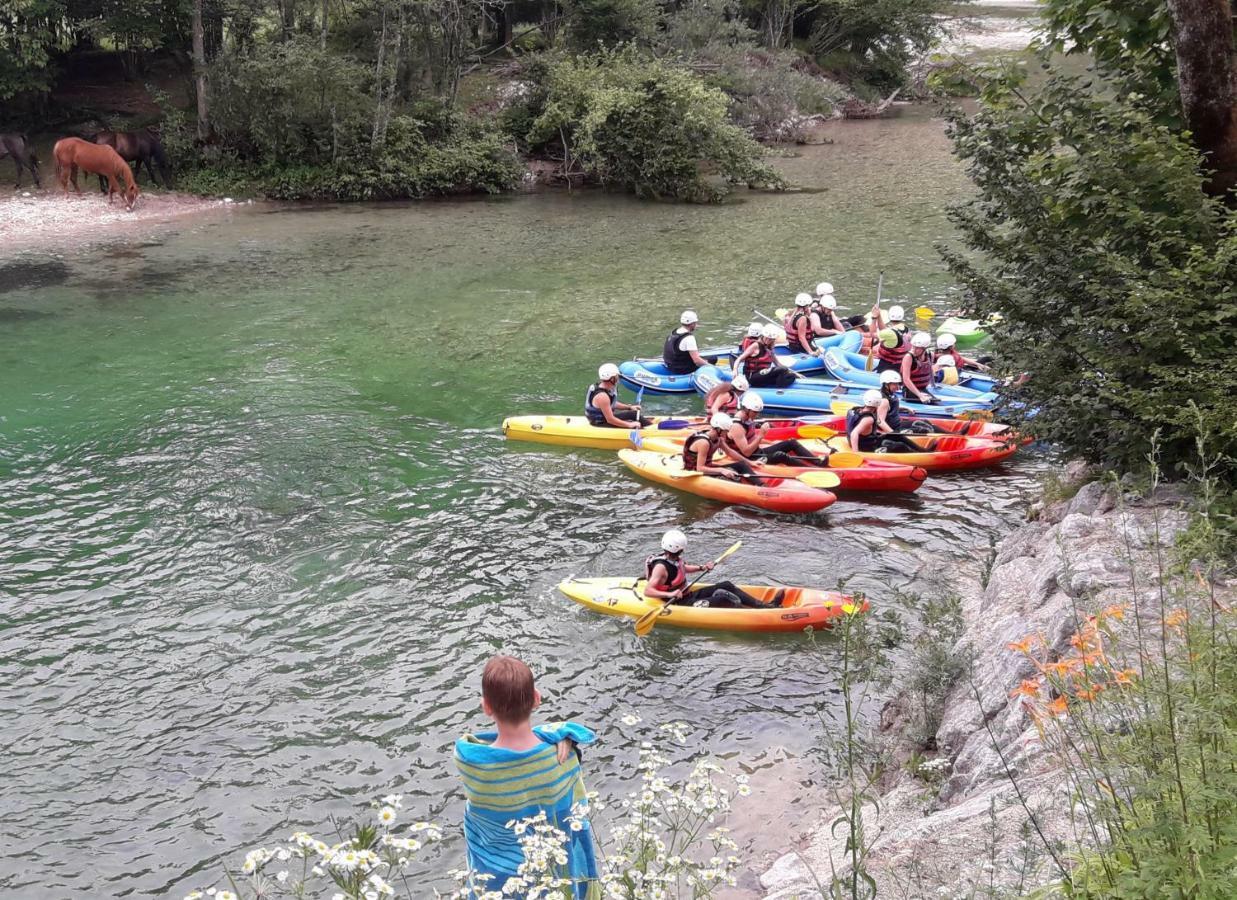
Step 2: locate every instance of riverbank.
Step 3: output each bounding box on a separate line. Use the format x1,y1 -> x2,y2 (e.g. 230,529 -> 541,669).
761,467 -> 1235,896
0,190 -> 239,251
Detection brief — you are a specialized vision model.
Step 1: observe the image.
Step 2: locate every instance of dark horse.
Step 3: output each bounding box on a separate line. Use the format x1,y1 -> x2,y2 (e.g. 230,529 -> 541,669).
93,129 -> 173,190
0,133 -> 42,188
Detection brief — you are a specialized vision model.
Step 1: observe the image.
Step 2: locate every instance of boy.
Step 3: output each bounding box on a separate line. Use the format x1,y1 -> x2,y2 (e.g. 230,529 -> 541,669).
455,655 -> 600,898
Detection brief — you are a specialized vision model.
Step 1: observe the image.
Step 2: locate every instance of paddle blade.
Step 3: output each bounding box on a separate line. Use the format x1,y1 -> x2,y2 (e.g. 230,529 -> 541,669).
830,399 -> 855,416
799,470 -> 841,489
633,601 -> 667,637
629,429 -> 643,449
797,425 -> 839,440
656,419 -> 693,430
826,450 -> 864,467
915,306 -> 935,319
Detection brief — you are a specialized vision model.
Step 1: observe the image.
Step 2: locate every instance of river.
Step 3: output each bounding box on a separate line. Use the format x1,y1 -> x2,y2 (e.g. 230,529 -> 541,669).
0,106 -> 1046,897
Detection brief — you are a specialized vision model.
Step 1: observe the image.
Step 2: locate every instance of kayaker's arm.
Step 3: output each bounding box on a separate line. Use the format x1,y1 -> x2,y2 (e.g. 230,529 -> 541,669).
875,398 -> 894,434
703,383 -> 725,413
849,419 -> 873,452
592,391 -> 634,428
813,310 -> 843,337
726,421 -> 766,457
643,562 -> 680,601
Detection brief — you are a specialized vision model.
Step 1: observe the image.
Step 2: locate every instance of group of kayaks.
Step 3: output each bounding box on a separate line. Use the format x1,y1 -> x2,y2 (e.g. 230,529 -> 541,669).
505,309 -> 1018,634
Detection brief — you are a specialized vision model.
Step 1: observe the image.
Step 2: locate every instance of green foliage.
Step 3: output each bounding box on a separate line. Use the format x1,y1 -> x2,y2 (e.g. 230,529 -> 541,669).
943,68 -> 1237,484
0,0 -> 66,101
562,0 -> 661,50
899,590 -> 969,747
520,49 -> 786,202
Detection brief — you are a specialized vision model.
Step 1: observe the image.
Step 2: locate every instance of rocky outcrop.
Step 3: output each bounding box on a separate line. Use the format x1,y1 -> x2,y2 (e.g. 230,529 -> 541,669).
761,471 -> 1223,897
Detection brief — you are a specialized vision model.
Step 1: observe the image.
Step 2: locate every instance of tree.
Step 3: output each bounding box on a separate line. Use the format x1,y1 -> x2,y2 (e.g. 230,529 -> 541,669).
192,0 -> 209,139
1166,0 -> 1237,196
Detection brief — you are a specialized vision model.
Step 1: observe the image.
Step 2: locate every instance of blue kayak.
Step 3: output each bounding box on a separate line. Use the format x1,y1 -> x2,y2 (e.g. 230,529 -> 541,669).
826,346 -> 999,394
619,330 -> 860,395
690,365 -> 993,417
820,348 -> 998,402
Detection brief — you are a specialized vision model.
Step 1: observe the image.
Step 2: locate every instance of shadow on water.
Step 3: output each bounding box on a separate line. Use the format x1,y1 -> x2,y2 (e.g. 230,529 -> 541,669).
0,259 -> 71,293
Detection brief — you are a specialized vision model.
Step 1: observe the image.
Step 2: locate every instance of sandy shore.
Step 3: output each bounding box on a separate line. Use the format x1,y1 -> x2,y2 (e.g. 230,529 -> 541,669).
0,190 -> 243,254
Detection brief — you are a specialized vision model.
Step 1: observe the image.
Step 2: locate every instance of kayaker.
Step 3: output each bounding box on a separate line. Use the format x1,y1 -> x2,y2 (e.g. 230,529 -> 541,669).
739,322 -> 763,353
586,363 -> 651,428
784,293 -> 821,355
663,310 -> 708,375
813,290 -> 846,337
879,370 -> 942,435
735,324 -> 797,388
682,413 -> 760,481
704,373 -> 749,416
900,332 -> 938,405
847,390 -> 919,453
870,304 -> 910,373
643,529 -> 775,609
726,392 -> 828,467
935,333 -> 990,374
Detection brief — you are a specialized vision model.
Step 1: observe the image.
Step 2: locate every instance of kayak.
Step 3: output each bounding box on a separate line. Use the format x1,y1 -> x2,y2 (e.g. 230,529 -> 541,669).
502,414 -> 838,452
826,346 -> 1000,395
936,317 -> 992,349
618,331 -> 861,395
801,434 -> 1019,472
617,449 -> 837,513
636,435 -> 927,493
820,348 -> 998,402
691,365 -> 994,418
807,407 -> 1012,439
558,577 -> 867,634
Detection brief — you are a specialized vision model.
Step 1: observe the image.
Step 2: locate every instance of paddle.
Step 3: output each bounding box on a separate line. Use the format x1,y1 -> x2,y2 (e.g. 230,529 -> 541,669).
866,271 -> 884,371
915,306 -> 935,320
797,470 -> 841,489
634,540 -> 742,637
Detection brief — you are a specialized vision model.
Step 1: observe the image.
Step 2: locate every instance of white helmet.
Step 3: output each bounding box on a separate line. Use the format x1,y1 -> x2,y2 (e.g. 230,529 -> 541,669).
598,363 -> 619,380
747,322 -> 763,337
740,392 -> 764,412
661,529 -> 688,554
936,333 -> 957,349
863,389 -> 883,407
760,323 -> 780,340
911,331 -> 933,349
879,369 -> 902,385
820,295 -> 837,309
815,282 -> 833,296
680,310 -> 699,326
710,412 -> 734,430
731,374 -> 749,391
937,354 -> 957,368
794,292 -> 813,307
888,305 -> 906,322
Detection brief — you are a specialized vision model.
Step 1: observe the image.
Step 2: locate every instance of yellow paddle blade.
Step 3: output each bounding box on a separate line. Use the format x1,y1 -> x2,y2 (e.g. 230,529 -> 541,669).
829,398 -> 855,416
774,308 -> 788,319
633,600 -> 669,636
798,470 -> 841,489
827,435 -> 849,452
713,540 -> 743,565
797,425 -> 839,440
826,450 -> 864,467
915,306 -> 935,319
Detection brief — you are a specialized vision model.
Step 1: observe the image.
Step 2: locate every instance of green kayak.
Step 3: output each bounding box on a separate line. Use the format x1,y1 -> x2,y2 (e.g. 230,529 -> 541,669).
937,316 -> 991,349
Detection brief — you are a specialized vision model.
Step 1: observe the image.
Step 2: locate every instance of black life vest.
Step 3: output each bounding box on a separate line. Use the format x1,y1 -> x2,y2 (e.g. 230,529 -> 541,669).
876,323 -> 909,368
881,389 -> 903,430
846,407 -> 881,451
644,554 -> 686,590
742,342 -> 776,379
787,310 -> 816,353
907,349 -> 934,390
662,328 -> 696,374
584,382 -> 615,423
681,429 -> 719,470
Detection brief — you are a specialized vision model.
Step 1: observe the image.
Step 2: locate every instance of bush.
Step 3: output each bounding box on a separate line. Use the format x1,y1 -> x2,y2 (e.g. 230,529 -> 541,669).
521,49 -> 785,202
561,0 -> 661,50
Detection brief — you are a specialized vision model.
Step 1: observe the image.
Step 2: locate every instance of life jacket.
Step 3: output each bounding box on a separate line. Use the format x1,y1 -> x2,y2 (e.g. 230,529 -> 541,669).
644,554 -> 686,590
681,429 -> 719,470
739,335 -> 758,353
742,342 -> 776,379
875,323 -> 909,368
662,328 -> 696,374
786,310 -> 816,354
846,407 -> 881,451
584,381 -> 615,423
881,389 -> 903,430
907,349 -> 934,390
722,417 -> 759,458
714,387 -> 740,414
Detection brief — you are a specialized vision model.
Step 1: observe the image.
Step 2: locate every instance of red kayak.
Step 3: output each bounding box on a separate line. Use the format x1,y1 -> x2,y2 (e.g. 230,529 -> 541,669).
764,417 -> 1011,441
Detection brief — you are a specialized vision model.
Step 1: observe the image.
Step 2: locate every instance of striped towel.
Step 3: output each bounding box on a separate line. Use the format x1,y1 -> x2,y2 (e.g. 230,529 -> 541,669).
455,722 -> 600,898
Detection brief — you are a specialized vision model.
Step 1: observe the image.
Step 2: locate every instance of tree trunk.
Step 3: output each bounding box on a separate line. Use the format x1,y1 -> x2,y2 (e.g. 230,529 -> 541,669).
321,0 -> 329,49
1166,0 -> 1237,197
192,0 -> 209,141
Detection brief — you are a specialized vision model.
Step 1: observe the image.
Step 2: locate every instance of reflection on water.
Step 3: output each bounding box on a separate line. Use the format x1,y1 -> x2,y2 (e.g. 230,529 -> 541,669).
0,108 -> 1045,897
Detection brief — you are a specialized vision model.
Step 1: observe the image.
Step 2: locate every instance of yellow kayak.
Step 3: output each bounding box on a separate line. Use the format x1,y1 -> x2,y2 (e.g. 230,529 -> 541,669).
502,414 -> 705,451
558,577 -> 865,633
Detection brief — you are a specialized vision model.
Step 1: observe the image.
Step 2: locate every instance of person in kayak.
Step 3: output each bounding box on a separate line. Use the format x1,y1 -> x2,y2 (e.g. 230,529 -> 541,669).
663,310 -> 708,375
813,289 -> 846,337
783,293 -> 821,355
704,373 -> 749,416
879,369 -> 942,435
643,529 -> 776,609
739,322 -> 763,353
900,332 -> 939,405
586,363 -> 651,428
725,392 -> 829,467
870,304 -> 910,373
847,389 -> 920,453
682,413 -> 760,480
735,324 -> 797,388
934,333 -> 990,378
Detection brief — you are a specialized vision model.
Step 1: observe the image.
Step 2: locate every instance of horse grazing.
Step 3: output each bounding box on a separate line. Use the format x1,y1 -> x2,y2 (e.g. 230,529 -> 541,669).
53,138 -> 140,210
93,129 -> 174,190
0,133 -> 42,188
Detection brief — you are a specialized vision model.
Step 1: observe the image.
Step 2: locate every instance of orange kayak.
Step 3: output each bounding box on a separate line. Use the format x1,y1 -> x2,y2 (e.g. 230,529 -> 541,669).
558,577 -> 868,633
617,449 -> 837,513
801,434 -> 1019,472
786,415 -> 1012,440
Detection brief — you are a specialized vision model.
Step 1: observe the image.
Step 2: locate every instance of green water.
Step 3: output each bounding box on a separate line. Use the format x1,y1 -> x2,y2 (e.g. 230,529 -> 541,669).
0,108 -> 1044,897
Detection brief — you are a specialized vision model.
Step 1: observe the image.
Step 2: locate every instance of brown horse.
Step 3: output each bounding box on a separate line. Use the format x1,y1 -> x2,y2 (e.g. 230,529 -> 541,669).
0,133 -> 42,188
93,129 -> 174,190
53,138 -> 140,210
